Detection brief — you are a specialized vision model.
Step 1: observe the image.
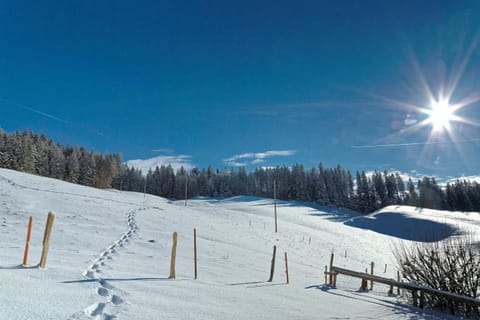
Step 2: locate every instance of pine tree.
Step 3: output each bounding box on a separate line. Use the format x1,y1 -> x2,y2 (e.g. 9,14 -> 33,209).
48,145 -> 65,179
79,151 -> 96,186
65,148 -> 80,183
407,178 -> 418,206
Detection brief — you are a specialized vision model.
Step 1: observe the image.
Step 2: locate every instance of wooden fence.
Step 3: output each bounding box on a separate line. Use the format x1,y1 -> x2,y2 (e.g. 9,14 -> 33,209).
327,265 -> 480,309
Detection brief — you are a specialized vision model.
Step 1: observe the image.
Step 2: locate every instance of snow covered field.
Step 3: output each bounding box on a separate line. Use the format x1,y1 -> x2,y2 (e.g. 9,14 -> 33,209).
0,168 -> 474,319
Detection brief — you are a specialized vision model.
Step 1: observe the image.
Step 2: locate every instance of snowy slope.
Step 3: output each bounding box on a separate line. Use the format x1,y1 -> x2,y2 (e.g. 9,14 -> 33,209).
0,168 -> 465,320
345,205 -> 480,242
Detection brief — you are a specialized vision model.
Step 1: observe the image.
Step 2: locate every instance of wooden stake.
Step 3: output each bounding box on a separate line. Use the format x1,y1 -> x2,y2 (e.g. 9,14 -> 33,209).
361,277 -> 367,291
370,262 -> 374,290
324,266 -> 328,285
143,175 -> 147,198
397,271 -> 401,295
361,268 -> 368,291
329,253 -> 334,285
22,216 -> 33,266
39,212 -> 55,269
274,181 -> 277,233
169,232 -> 178,279
384,263 -> 387,273
284,252 -> 289,284
184,178 -> 188,207
194,228 -> 197,279
268,245 -> 277,282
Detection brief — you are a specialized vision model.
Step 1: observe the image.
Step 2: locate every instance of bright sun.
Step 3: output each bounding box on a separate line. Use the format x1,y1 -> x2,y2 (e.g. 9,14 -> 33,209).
426,100 -> 454,132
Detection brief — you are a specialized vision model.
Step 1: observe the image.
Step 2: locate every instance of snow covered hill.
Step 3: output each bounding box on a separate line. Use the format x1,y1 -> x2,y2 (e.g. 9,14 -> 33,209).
0,168 -> 470,319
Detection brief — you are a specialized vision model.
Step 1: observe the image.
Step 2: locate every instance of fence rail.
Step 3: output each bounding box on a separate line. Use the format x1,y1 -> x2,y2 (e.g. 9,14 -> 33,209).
329,265 -> 480,308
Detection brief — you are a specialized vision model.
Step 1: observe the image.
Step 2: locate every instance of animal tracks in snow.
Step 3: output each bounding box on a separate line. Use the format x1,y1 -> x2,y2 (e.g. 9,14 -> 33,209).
80,207 -> 145,319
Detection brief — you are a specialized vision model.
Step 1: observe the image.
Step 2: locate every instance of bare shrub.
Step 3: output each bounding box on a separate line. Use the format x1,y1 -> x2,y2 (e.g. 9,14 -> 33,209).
394,237 -> 480,317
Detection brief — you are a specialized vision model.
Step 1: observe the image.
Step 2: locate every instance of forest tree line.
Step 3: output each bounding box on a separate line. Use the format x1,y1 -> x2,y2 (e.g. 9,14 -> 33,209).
1,129 -> 480,214
0,129 -> 122,189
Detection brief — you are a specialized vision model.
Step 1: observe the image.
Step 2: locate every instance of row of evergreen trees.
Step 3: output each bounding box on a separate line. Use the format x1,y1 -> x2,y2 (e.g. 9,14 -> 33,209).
1,129 -> 480,213
0,129 -> 122,188
115,162 -> 480,214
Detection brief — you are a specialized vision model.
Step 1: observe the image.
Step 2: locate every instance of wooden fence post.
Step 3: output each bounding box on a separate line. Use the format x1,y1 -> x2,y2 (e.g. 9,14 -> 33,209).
39,212 -> 55,269
329,253 -> 335,285
194,228 -> 197,279
274,181 -> 278,233
169,232 -> 178,279
324,266 -> 328,285
369,262 -> 374,290
412,290 -> 418,307
268,245 -> 277,282
397,271 -> 401,295
360,268 -> 368,291
361,278 -> 368,291
384,264 -> 387,273
420,290 -> 425,308
22,216 -> 33,266
284,252 -> 289,284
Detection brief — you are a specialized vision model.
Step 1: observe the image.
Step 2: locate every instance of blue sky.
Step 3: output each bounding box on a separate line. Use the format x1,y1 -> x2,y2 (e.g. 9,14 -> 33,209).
1,0 -> 480,178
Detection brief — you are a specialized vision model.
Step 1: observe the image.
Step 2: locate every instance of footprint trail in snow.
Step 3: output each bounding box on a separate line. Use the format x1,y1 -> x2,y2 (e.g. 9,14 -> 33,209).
78,208 -> 144,320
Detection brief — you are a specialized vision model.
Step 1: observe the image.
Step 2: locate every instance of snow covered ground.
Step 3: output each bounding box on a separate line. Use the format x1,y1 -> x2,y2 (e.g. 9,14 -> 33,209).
0,168 -> 473,319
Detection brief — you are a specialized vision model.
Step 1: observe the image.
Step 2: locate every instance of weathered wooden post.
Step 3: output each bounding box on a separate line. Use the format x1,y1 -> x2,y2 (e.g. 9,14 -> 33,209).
369,262 -> 375,290
184,179 -> 188,207
39,212 -> 55,269
384,263 -> 387,273
268,245 -> 277,282
397,271 -> 401,295
274,181 -> 278,233
194,228 -> 198,279
329,253 -> 335,285
169,232 -> 178,279
412,290 -> 418,307
324,266 -> 328,285
419,290 -> 425,308
284,252 -> 289,284
22,216 -> 33,266
360,268 -> 368,291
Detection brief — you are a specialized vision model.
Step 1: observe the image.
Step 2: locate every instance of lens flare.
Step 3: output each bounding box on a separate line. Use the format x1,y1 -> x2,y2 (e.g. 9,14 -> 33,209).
351,35 -> 480,171
425,100 -> 454,132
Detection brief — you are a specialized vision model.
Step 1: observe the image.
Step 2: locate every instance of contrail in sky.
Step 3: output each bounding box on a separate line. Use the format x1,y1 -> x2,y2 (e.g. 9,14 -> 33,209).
0,97 -> 71,124
352,138 -> 480,149
0,97 -> 106,137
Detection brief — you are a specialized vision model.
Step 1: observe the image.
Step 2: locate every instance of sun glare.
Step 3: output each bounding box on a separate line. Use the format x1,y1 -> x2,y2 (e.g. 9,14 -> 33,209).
426,100 -> 454,132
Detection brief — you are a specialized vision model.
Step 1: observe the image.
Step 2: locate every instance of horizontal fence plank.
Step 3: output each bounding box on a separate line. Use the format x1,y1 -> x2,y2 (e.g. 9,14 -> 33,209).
331,266 -> 480,306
